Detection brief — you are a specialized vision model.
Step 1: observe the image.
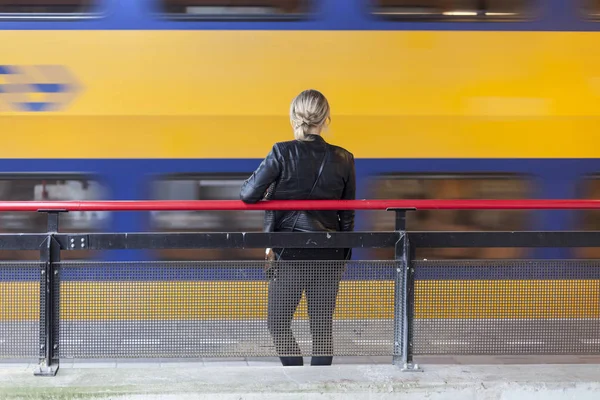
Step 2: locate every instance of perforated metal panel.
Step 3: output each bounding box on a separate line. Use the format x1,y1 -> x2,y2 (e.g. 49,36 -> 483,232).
57,260 -> 397,358
0,262 -> 41,359
413,260 -> 600,355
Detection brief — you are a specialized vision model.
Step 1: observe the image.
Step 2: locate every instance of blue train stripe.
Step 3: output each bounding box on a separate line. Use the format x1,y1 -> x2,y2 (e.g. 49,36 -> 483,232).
1,263 -> 600,282
0,0 -> 596,32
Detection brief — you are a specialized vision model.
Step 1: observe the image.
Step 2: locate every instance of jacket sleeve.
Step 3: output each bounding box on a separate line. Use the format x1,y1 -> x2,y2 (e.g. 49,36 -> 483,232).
240,145 -> 282,204
338,154 -> 356,232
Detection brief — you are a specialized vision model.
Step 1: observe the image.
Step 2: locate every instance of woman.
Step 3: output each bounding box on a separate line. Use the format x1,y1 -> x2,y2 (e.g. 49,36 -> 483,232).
240,89 -> 355,367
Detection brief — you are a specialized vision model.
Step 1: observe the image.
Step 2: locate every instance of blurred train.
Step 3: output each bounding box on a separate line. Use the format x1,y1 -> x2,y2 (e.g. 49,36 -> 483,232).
1,1 -> 600,329
0,0 -> 598,265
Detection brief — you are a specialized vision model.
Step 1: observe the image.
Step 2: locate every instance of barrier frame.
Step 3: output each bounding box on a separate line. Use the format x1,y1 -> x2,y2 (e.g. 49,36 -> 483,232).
0,200 -> 597,376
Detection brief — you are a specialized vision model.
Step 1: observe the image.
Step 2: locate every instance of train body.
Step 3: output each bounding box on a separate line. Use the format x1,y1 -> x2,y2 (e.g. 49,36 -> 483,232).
0,1 -> 599,325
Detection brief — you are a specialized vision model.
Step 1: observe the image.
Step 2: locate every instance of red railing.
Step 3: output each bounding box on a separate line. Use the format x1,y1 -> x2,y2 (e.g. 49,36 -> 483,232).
0,199 -> 598,212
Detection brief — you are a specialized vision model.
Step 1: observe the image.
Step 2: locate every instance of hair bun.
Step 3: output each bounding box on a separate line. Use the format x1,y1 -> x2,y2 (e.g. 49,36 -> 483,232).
289,89 -> 331,141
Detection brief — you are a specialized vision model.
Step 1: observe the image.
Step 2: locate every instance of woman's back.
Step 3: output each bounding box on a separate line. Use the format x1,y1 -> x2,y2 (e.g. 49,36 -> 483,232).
240,89 -> 355,233
271,135 -> 351,201
240,133 -> 355,232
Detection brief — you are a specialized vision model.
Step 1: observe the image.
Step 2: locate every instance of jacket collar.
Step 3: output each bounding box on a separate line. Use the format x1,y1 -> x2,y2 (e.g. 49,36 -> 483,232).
307,134 -> 325,143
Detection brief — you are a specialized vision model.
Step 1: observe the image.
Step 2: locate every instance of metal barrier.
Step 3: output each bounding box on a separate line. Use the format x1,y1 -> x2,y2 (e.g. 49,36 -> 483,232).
0,200 -> 598,376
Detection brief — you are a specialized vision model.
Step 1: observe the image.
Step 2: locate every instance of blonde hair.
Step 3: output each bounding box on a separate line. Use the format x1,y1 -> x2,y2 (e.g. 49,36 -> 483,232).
289,89 -> 331,141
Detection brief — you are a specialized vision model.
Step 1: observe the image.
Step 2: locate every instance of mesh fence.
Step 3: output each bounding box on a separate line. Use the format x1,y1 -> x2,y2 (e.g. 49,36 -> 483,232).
0,262 -> 41,359
6,258 -> 600,360
56,260 -> 398,358
413,260 -> 600,355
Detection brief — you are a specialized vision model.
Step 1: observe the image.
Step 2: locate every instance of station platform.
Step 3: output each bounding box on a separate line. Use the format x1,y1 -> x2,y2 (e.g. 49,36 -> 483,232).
1,356 -> 600,399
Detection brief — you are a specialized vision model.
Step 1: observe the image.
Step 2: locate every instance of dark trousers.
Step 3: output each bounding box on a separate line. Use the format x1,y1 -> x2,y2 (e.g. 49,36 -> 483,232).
267,248 -> 345,366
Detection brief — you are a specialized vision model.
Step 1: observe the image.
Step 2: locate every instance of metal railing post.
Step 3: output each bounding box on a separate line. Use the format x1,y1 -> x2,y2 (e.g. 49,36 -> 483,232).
389,208 -> 421,371
402,239 -> 421,371
34,210 -> 65,376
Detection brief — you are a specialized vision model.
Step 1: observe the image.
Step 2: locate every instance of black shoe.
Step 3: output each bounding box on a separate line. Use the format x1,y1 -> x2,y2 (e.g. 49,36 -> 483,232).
280,356 -> 303,366
311,356 -> 333,366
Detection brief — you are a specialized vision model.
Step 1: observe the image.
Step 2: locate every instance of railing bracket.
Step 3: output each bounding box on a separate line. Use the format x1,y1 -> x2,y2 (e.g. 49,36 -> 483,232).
33,364 -> 59,377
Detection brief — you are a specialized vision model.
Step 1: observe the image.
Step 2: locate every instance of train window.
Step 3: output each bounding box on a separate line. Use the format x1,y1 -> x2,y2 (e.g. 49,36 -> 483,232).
158,0 -> 309,18
372,0 -> 531,20
575,176 -> 600,258
0,174 -> 109,260
149,174 -> 263,261
582,0 -> 600,18
0,0 -> 96,14
366,174 -> 533,259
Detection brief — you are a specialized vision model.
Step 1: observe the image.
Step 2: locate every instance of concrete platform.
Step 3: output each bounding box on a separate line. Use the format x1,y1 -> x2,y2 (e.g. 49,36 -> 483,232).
1,359 -> 599,399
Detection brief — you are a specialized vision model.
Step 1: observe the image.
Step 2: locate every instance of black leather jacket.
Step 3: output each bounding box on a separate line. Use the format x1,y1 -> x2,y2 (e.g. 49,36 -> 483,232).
240,135 -> 355,233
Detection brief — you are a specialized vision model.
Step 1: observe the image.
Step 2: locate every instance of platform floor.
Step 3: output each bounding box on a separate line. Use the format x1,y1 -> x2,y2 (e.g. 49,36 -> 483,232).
1,359 -> 600,400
